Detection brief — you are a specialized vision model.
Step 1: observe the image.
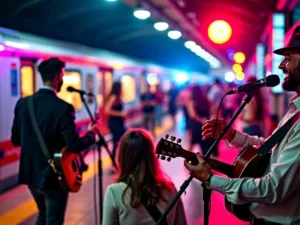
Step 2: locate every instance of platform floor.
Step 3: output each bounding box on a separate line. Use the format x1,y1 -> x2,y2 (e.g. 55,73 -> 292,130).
0,115 -> 248,225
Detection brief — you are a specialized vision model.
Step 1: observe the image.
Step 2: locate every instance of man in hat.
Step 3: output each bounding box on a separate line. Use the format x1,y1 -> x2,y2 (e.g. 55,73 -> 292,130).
184,26 -> 300,225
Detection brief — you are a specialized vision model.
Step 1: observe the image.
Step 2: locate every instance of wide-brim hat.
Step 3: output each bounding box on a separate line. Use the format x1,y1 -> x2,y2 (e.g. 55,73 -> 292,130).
274,26 -> 300,55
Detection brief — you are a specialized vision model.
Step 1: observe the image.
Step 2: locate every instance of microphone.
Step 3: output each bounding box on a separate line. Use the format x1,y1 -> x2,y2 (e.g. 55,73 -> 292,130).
227,74 -> 280,95
67,86 -> 94,96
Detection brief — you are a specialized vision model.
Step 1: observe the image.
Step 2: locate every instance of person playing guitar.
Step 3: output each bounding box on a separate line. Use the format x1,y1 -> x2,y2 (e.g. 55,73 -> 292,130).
11,57 -> 101,225
184,26 -> 300,225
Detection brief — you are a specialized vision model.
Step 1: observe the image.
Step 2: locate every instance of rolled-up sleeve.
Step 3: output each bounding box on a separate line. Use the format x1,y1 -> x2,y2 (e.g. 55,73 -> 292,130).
210,125 -> 300,205
230,130 -> 266,149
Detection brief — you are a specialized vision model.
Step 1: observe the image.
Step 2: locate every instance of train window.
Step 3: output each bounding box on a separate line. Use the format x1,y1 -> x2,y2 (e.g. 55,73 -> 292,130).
57,71 -> 82,110
97,72 -> 103,107
121,75 -> 136,103
21,66 -> 34,97
86,74 -> 94,103
97,70 -> 113,107
104,71 -> 113,98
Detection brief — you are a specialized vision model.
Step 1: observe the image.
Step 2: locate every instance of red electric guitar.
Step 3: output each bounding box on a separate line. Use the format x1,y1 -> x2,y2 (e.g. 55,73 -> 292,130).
53,147 -> 89,193
156,134 -> 271,221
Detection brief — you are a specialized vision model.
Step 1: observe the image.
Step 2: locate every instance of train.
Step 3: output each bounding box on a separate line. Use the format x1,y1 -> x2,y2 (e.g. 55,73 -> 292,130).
0,26 -> 211,193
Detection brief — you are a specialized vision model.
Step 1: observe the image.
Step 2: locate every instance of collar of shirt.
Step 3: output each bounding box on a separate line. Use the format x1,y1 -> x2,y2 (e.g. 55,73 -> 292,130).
288,94 -> 300,112
40,85 -> 57,94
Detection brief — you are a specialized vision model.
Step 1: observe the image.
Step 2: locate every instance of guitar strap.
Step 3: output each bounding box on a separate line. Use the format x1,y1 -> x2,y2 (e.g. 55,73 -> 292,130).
257,111 -> 300,156
27,96 -> 64,183
121,177 -> 168,225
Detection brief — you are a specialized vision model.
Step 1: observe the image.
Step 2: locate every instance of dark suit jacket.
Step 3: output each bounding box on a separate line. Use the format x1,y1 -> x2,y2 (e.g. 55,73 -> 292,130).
11,89 -> 95,189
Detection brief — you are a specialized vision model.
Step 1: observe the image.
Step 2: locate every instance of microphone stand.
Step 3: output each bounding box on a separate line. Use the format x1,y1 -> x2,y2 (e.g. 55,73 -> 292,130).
79,93 -> 118,223
156,92 -> 254,225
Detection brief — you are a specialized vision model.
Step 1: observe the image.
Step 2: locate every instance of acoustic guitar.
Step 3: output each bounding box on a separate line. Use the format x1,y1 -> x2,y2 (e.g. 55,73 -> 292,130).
53,147 -> 89,192
156,134 -> 271,221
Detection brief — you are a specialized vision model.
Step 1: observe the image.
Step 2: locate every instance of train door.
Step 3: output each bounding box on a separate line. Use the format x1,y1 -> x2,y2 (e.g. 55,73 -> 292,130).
0,57 -> 36,192
97,68 -> 113,124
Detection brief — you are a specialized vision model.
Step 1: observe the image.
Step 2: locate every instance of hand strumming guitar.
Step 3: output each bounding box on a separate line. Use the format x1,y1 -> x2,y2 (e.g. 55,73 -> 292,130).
202,118 -> 236,142
184,153 -> 212,183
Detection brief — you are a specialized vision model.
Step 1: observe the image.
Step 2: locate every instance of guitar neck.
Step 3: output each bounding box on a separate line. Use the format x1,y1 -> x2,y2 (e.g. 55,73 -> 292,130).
179,150 -> 234,177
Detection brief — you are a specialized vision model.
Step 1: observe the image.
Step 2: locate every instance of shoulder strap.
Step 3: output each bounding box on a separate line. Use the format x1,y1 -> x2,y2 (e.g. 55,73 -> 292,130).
27,96 -> 58,174
257,111 -> 300,156
120,179 -> 168,225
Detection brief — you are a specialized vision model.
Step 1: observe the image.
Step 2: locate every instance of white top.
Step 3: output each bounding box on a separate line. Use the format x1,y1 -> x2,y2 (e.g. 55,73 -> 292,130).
102,182 -> 187,225
210,95 -> 300,225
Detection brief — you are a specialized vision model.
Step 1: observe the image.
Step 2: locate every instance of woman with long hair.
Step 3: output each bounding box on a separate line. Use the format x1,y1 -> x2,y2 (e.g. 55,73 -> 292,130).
102,129 -> 187,225
187,85 -> 214,155
105,81 -> 126,160
241,76 -> 264,136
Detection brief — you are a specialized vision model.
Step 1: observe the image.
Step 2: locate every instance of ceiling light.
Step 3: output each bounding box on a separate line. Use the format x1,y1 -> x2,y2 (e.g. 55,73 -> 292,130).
184,41 -> 196,49
208,20 -> 232,44
225,72 -> 235,82
133,6 -> 151,20
234,52 -> 246,64
4,41 -> 29,49
106,0 -> 117,1
154,22 -> 169,31
191,45 -> 200,52
168,30 -> 182,39
236,72 -> 245,80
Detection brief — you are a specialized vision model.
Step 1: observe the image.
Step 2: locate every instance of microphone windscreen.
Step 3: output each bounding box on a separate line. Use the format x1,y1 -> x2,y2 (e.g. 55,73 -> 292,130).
67,86 -> 75,92
266,75 -> 280,87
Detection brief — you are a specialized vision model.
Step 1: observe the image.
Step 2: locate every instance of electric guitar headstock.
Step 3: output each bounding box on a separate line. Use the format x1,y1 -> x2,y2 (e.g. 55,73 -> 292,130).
156,134 -> 198,164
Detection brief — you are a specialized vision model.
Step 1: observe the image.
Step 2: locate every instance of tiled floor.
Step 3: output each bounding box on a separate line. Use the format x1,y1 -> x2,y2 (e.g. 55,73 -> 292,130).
0,114 -> 248,225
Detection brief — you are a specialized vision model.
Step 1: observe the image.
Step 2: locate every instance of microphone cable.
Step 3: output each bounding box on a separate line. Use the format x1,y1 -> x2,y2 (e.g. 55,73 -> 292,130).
92,94 -> 98,225
209,92 -> 228,215
212,93 -> 227,142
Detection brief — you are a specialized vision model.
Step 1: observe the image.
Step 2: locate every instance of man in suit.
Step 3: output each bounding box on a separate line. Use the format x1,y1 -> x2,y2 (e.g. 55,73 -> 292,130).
184,26 -> 300,225
11,57 -> 100,225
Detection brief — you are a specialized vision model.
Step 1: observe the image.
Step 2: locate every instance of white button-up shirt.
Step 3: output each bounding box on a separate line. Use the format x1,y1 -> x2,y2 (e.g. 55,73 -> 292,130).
210,95 -> 300,225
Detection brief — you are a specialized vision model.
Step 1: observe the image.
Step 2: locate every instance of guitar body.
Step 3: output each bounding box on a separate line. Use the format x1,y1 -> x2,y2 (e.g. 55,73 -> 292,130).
155,135 -> 272,222
224,145 -> 271,221
53,147 -> 85,192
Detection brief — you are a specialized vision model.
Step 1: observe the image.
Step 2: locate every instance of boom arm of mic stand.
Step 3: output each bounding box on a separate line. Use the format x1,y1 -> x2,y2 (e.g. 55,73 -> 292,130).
156,92 -> 254,225
79,94 -> 117,169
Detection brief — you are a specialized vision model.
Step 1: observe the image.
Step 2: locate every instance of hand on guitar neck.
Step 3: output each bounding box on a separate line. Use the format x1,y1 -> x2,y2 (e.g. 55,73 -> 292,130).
184,153 -> 212,182
156,135 -> 234,182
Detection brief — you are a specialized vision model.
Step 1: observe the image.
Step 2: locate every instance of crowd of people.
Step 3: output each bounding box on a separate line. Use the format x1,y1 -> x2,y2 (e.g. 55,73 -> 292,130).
10,26 -> 300,225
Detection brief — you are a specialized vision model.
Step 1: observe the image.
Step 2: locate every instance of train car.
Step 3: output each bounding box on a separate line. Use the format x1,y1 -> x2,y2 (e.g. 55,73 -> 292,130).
0,26 -> 208,193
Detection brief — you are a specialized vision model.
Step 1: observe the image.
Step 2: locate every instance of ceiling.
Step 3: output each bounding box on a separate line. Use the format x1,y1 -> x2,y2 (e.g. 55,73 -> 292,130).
174,0 -> 279,69
0,0 -> 283,75
0,0 -> 213,73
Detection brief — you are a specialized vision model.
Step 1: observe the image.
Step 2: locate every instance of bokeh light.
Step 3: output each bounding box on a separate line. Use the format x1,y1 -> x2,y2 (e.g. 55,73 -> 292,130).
236,72 -> 245,80
208,20 -> 232,44
234,52 -> 246,64
232,64 -> 243,73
